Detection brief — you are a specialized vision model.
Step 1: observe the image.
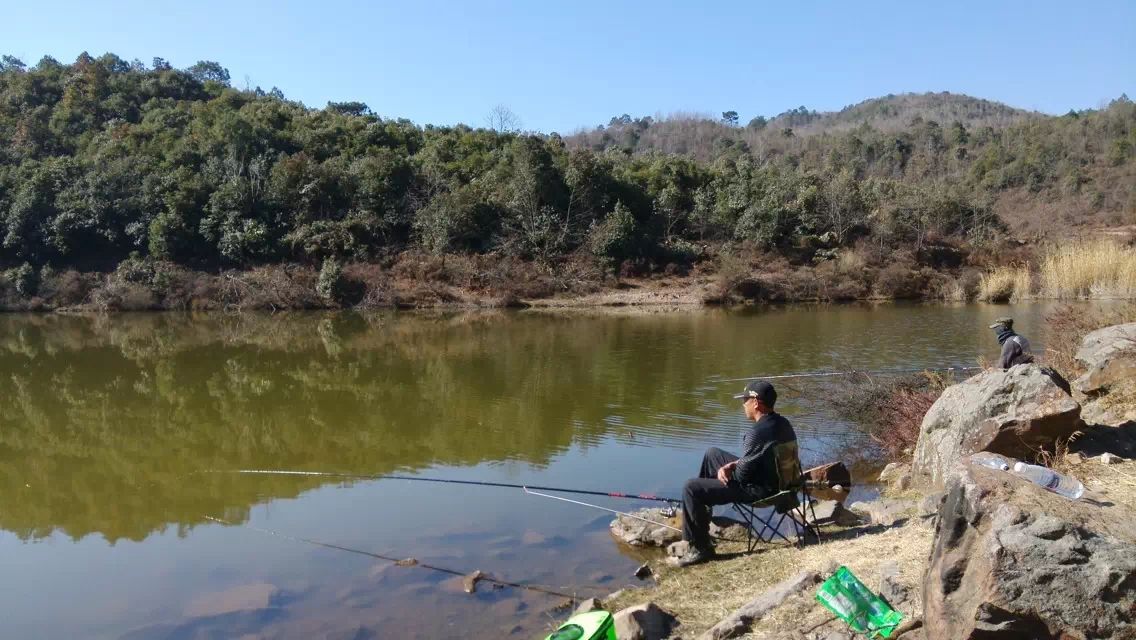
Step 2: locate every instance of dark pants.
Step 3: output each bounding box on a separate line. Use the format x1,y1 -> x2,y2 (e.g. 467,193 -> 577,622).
682,447 -> 762,549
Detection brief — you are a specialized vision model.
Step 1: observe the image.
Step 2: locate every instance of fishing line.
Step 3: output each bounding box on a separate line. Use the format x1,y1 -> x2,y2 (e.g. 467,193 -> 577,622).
710,365 -> 981,385
201,470 -> 682,504
522,488 -> 682,533
203,515 -> 583,600
523,487 -> 749,544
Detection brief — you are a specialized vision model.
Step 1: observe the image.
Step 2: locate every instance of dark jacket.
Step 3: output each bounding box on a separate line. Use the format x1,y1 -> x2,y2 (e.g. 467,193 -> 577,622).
733,412 -> 798,496
996,329 -> 1034,369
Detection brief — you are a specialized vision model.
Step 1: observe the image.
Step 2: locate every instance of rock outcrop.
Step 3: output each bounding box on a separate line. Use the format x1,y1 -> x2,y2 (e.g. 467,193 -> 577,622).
610,508 -> 682,547
1074,323 -> 1136,427
913,365 -> 1081,485
923,454 -> 1136,639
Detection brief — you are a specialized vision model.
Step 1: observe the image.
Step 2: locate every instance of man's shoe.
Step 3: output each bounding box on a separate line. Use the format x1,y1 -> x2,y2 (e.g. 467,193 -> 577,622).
668,545 -> 716,568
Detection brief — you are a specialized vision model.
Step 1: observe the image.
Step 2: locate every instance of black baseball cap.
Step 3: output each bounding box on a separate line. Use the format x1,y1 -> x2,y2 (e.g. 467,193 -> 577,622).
733,380 -> 776,407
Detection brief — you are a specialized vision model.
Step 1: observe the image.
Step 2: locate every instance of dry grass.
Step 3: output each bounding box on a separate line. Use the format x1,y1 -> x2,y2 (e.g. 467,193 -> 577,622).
976,264 -> 1032,302
605,519 -> 934,637
835,249 -> 867,273
1072,460 -> 1136,511
1039,240 -> 1136,299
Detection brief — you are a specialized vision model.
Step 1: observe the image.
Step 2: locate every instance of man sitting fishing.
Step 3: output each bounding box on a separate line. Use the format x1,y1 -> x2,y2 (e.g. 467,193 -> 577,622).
989,316 -> 1034,369
671,379 -> 798,567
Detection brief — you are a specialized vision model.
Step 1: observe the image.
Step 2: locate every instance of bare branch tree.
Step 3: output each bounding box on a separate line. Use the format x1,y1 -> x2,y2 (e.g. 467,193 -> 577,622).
486,104 -> 522,133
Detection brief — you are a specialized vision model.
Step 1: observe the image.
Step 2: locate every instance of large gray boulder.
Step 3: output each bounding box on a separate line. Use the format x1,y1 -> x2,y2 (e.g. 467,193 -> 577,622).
1074,323 -> 1136,427
923,454 -> 1136,639
912,365 -> 1081,486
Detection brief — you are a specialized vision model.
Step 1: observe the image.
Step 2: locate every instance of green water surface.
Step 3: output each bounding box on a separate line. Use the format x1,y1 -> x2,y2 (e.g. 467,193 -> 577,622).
0,303 -> 1051,639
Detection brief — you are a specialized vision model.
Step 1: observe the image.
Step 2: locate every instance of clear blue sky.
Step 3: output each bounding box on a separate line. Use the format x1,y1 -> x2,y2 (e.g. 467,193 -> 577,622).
3,0 -> 1133,133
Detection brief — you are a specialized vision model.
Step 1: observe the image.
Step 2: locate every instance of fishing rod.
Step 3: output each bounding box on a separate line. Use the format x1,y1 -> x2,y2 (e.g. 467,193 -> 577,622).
203,469 -> 681,504
203,515 -> 584,600
710,365 -> 982,385
523,487 -> 746,543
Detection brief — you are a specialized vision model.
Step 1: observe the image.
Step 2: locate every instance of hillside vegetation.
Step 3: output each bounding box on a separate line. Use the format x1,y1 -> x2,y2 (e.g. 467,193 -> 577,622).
0,53 -> 1134,309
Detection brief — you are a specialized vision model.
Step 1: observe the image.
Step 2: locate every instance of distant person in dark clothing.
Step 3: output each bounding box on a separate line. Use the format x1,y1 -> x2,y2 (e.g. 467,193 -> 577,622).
671,380 -> 799,567
990,317 -> 1034,369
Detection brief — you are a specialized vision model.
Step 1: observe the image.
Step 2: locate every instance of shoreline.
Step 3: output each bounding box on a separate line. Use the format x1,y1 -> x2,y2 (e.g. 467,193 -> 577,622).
3,264 -> 1134,314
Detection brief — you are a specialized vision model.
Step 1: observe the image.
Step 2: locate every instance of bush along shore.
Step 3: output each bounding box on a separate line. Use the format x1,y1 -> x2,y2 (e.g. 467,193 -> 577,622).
2,55 -> 1135,311
3,238 -> 1136,312
581,310 -> 1136,639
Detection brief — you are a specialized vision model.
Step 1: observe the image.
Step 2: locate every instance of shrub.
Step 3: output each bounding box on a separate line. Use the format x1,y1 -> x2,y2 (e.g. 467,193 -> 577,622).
831,372 -> 954,462
590,201 -> 640,272
316,258 -> 346,304
8,263 -> 38,297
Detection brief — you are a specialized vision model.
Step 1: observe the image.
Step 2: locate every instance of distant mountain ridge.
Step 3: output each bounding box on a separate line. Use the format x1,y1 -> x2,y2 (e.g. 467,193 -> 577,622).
765,92 -> 1041,135
567,92 -> 1044,157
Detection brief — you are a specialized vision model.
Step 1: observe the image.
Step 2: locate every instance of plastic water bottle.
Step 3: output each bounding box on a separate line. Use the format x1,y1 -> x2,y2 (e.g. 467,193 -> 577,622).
974,457 -> 1010,471
1012,462 -> 1084,500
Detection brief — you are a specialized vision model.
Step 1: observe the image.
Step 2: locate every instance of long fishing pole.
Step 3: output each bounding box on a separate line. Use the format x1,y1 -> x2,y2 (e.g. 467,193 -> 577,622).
203,515 -> 584,600
710,365 -> 981,384
203,469 -> 681,504
522,487 -> 746,543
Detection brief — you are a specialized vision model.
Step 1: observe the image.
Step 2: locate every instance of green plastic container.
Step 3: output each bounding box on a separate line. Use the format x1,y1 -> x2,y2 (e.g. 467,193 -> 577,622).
543,611 -> 617,640
815,566 -> 904,638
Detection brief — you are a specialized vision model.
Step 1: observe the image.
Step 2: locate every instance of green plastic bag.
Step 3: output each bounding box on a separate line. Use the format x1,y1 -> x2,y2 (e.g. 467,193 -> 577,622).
815,566 -> 904,638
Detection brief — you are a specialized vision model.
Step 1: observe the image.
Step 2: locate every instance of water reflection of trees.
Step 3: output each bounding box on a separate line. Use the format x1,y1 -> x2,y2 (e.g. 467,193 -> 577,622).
0,311 -> 732,542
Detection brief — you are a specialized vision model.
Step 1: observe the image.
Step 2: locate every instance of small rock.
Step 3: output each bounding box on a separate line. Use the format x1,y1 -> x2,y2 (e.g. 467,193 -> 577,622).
395,557 -> 418,567
461,570 -> 485,594
574,597 -> 604,615
848,499 -> 914,526
634,563 -> 653,580
610,508 -> 683,547
830,484 -> 845,493
878,561 -> 909,605
667,540 -> 690,558
184,583 -> 279,617
1100,452 -> 1124,465
613,602 -> 678,640
889,472 -> 912,493
710,515 -> 748,540
877,462 -> 908,483
805,500 -> 861,526
805,461 -> 852,488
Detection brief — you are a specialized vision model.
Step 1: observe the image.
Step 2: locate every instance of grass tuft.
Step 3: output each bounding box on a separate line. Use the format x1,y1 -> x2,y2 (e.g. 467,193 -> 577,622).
977,264 -> 1032,302
1039,240 -> 1136,299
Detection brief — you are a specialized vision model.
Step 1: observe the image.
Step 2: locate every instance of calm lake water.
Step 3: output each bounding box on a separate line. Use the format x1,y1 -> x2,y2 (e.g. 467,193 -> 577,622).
0,303 -> 1052,639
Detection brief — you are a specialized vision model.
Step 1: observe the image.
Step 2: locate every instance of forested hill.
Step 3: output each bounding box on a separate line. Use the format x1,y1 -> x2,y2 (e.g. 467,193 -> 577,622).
1,53 -> 1134,293
569,92 -> 1040,154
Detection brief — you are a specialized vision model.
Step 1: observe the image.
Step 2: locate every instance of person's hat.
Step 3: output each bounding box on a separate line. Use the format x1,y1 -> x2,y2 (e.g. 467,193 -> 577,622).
988,317 -> 1014,330
733,380 -> 777,407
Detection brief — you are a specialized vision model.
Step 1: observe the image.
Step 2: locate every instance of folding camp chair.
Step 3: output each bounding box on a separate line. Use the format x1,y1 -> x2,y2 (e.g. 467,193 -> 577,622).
731,441 -> 822,552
